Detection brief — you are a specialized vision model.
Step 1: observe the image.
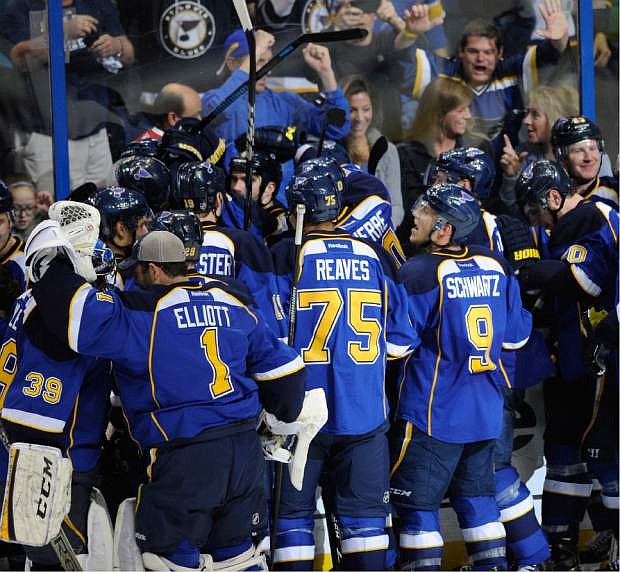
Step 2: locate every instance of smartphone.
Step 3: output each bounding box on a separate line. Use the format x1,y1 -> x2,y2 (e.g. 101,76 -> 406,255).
349,0 -> 381,13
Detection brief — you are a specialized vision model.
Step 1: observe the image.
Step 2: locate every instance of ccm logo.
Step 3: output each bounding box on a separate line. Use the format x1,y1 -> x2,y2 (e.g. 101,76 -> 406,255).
389,488 -> 412,497
35,457 -> 54,519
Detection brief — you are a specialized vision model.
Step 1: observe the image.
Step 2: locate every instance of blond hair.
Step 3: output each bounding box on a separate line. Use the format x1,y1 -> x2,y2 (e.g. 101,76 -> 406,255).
527,84 -> 580,136
406,77 -> 474,154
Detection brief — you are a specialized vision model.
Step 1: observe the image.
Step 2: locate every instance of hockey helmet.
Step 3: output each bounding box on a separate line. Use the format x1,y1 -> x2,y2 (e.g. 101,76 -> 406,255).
425,147 -> 496,199
515,160 -> 572,210
150,210 -> 203,262
551,116 -> 604,159
413,183 -> 481,243
172,161 -> 226,213
115,155 -> 171,212
94,187 -> 152,241
285,173 -> 341,223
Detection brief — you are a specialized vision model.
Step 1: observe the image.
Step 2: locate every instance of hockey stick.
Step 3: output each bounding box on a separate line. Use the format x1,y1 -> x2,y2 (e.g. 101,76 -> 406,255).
193,28 -> 368,133
317,107 -> 347,157
0,424 -> 82,571
231,0 -> 256,231
270,204 -> 306,559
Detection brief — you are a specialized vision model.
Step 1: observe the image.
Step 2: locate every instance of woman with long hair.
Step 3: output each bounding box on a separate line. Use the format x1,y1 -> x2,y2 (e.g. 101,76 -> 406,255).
396,76 -> 489,245
342,75 -> 404,226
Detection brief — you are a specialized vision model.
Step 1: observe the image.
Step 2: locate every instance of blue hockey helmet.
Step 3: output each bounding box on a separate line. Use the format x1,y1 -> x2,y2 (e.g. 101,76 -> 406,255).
0,180 -> 13,214
120,138 -> 161,159
294,157 -> 345,194
285,173 -> 342,224
150,210 -> 203,262
515,160 -> 572,210
94,186 -> 153,241
414,183 -> 481,243
172,161 -> 226,213
115,155 -> 171,212
425,147 -> 496,199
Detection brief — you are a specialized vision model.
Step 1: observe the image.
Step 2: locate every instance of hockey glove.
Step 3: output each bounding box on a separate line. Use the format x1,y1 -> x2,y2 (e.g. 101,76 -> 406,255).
261,388 -> 328,490
25,221 -> 80,283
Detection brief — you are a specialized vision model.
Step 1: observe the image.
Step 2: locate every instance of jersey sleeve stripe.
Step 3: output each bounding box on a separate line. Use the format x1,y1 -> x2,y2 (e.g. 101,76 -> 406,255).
570,265 -> 602,297
68,283 -> 91,351
386,341 -> 414,358
1,409 -> 65,432
253,355 -> 305,381
521,45 -> 538,94
502,337 -> 529,350
412,49 -> 432,99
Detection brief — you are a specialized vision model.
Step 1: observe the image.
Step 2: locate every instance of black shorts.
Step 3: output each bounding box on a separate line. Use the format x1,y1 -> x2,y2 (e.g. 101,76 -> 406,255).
135,427 -> 264,554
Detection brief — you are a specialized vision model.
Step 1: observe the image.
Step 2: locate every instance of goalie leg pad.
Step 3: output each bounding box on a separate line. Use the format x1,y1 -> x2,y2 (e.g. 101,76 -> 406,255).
83,487 -> 114,570
0,443 -> 72,547
113,497 -> 144,571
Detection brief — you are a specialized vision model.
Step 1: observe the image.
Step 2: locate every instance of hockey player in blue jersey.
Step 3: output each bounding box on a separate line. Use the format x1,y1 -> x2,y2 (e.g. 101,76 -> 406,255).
0,202 -> 115,569
551,116 -> 619,209
27,227 -> 307,571
391,184 -> 532,571
172,160 -> 287,339
295,156 -> 407,268
516,160 -> 619,569
425,149 -> 552,570
270,170 -> 417,570
225,152 -> 289,245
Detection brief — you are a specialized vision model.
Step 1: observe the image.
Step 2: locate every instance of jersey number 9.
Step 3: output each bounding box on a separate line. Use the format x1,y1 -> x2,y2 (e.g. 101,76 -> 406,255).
465,305 -> 496,374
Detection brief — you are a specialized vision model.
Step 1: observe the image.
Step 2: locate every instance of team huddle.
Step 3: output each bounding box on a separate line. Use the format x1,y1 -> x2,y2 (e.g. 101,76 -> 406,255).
0,112 -> 616,572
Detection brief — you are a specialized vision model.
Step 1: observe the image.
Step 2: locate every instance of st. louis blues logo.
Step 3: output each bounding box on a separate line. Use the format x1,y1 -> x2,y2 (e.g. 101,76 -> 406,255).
133,167 -> 153,181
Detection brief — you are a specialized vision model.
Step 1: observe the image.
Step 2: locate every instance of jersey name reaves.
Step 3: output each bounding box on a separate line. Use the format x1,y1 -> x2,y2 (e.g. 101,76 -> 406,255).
315,259 -> 371,281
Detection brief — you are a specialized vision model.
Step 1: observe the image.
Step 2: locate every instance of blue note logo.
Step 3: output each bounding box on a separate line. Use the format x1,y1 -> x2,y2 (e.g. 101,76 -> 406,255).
134,167 -> 153,181
302,0 -> 331,33
160,1 -> 215,60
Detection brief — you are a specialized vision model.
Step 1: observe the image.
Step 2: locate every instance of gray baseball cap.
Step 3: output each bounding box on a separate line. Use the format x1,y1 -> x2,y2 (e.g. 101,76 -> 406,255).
118,230 -> 185,271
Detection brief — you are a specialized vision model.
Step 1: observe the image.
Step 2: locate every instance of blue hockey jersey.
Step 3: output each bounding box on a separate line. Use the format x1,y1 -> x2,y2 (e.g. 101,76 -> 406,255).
336,165 -> 406,268
0,290 -> 111,472
272,229 -> 418,435
397,245 -> 532,443
547,200 -> 619,380
580,176 -> 619,210
196,221 -> 287,339
32,262 -> 306,450
1,238 -> 26,293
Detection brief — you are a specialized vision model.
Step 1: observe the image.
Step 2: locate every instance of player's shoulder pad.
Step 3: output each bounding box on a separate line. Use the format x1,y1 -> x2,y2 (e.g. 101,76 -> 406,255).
24,306 -> 79,361
466,244 -> 514,275
599,176 -> 619,191
117,285 -> 169,311
398,252 -> 441,294
200,276 -> 257,310
340,166 -> 391,206
550,200 -> 608,250
271,237 -> 295,275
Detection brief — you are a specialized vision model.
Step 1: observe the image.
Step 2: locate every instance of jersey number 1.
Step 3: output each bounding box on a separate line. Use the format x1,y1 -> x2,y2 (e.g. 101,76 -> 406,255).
200,328 -> 234,399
